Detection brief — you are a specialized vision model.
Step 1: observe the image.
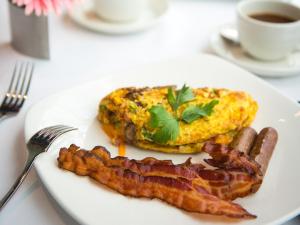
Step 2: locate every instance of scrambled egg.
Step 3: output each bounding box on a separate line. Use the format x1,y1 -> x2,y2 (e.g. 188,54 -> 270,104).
98,86 -> 258,154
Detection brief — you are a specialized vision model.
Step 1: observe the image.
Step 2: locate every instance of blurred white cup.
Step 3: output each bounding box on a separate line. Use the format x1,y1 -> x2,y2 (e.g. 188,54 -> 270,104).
237,0 -> 300,61
94,0 -> 148,23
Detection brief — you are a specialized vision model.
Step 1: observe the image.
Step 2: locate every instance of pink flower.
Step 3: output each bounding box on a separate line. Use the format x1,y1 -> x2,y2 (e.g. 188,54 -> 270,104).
12,0 -> 78,16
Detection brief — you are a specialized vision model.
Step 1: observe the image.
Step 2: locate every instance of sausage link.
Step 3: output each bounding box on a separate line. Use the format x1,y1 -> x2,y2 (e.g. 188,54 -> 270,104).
230,127 -> 257,155
249,127 -> 278,176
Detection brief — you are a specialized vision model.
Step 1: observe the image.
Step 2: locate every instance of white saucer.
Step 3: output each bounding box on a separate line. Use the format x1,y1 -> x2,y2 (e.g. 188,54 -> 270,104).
69,0 -> 169,35
210,24 -> 300,78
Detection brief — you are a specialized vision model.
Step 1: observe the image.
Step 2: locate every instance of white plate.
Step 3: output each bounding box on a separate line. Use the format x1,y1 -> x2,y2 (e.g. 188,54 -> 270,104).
69,0 -> 168,35
210,25 -> 300,78
25,54 -> 300,225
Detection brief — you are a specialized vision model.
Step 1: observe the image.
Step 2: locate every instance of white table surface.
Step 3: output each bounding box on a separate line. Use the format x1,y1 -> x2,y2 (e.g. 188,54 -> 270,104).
0,0 -> 299,224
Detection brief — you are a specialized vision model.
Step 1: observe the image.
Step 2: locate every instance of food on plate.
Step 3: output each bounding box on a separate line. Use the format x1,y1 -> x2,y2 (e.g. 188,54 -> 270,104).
249,127 -> 278,176
58,144 -> 255,219
98,85 -> 258,153
57,127 -> 278,219
229,127 -> 257,154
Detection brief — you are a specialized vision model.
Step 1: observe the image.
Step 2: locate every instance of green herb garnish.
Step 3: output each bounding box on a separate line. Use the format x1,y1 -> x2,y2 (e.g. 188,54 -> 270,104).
148,105 -> 179,144
145,85 -> 219,144
182,100 -> 219,124
167,84 -> 194,113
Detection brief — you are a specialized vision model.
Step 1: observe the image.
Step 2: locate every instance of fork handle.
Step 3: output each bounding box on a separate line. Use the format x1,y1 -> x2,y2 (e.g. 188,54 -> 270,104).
0,156 -> 35,211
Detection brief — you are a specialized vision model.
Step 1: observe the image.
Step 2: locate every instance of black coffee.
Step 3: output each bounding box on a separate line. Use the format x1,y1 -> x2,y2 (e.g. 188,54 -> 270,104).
250,13 -> 296,23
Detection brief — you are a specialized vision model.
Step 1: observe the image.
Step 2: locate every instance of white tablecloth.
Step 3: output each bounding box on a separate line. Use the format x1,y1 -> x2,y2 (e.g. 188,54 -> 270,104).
0,0 -> 299,224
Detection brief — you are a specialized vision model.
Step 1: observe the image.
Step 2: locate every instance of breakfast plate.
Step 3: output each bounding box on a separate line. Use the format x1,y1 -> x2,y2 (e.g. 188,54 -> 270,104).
25,54 -> 300,225
69,0 -> 168,35
210,25 -> 300,78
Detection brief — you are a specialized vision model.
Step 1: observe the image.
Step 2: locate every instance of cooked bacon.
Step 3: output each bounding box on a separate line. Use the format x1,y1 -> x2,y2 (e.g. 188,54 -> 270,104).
66,145 -> 205,180
66,145 -> 212,192
65,144 -> 261,201
90,144 -> 261,201
197,169 -> 261,200
58,145 -> 257,219
200,142 -> 263,200
202,142 -> 262,176
63,144 -> 262,201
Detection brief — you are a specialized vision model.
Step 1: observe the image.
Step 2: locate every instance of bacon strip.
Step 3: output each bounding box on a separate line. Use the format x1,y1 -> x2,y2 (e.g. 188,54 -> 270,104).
58,145 -> 256,219
201,142 -> 263,200
197,169 -> 261,200
62,144 -> 262,201
64,145 -> 261,201
65,145 -> 205,180
91,144 -> 262,201
202,142 -> 262,176
63,145 -> 212,195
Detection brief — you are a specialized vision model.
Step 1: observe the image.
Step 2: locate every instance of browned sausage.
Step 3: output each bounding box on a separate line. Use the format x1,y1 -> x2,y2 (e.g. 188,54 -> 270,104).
249,127 -> 278,176
230,127 -> 257,154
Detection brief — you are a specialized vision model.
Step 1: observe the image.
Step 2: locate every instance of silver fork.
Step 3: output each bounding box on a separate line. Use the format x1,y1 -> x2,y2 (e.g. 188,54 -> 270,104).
0,62 -> 34,121
0,125 -> 77,211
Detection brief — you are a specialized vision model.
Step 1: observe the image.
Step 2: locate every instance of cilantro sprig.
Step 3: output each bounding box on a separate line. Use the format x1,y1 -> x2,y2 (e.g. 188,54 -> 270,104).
167,84 -> 194,113
145,85 -> 219,144
182,100 -> 219,124
148,106 -> 179,144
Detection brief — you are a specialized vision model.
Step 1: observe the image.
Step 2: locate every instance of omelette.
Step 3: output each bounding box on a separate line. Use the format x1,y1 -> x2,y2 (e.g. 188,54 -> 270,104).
98,86 -> 258,154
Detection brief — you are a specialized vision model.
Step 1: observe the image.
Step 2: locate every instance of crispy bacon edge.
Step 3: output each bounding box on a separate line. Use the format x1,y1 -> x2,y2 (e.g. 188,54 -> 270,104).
201,142 -> 263,199
57,144 -> 257,219
90,143 -> 262,201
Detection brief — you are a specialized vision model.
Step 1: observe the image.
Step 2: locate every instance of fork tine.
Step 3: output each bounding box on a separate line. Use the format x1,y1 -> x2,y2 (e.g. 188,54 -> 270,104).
14,62 -> 34,111
50,126 -> 74,135
18,62 -> 30,97
0,62 -> 34,113
36,125 -> 67,137
24,62 -> 34,96
47,127 -> 77,143
38,125 -> 75,137
30,125 -> 77,148
10,63 -> 23,97
8,62 -> 27,108
46,125 -> 69,133
0,63 -> 20,108
3,62 -> 24,107
6,62 -> 19,94
41,126 -> 71,138
15,62 -> 26,95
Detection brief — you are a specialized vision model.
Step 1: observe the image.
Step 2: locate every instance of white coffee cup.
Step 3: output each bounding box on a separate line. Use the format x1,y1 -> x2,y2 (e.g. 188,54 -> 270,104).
94,0 -> 147,23
237,0 -> 300,61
